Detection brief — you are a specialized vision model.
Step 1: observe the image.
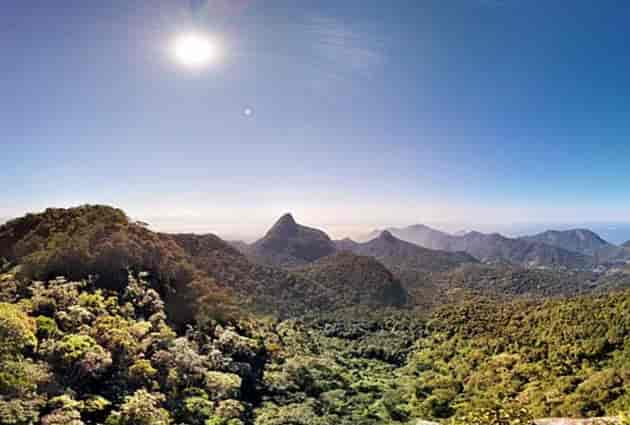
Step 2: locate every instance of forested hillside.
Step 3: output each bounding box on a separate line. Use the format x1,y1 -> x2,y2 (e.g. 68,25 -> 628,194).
2,271 -> 630,424
2,206 -> 630,424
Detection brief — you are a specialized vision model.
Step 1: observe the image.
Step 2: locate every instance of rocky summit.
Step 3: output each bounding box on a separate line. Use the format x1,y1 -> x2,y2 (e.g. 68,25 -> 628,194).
248,213 -> 337,267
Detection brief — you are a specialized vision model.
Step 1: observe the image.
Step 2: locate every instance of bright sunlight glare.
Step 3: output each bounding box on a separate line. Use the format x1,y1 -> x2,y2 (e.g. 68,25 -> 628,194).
172,32 -> 222,68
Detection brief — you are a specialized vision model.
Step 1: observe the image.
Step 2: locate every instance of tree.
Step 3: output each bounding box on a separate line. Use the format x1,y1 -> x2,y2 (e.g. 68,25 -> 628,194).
105,390 -> 171,425
0,303 -> 36,357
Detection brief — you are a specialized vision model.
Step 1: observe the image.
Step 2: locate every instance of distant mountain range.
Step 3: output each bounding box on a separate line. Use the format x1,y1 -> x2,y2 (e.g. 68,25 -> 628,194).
232,213 -> 630,273
362,225 -> 595,269
335,230 -> 476,274
521,229 -> 630,262
239,214 -> 476,275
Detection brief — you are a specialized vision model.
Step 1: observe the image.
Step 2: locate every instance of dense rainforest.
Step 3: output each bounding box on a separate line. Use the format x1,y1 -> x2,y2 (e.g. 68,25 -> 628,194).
1,206 -> 630,425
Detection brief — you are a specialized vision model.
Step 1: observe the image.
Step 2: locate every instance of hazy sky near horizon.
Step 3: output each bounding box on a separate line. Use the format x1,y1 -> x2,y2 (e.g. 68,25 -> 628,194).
3,1 -> 630,239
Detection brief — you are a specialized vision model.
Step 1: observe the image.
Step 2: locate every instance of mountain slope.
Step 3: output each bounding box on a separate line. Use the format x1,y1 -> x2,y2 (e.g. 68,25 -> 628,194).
0,205 -> 227,324
0,206 -> 411,319
521,229 -> 627,261
339,231 -> 476,308
0,206 -> 330,319
370,225 -> 591,269
450,231 -> 592,268
293,251 -> 408,308
347,231 -> 477,274
171,233 -> 335,317
434,263 -> 596,299
249,213 -> 336,268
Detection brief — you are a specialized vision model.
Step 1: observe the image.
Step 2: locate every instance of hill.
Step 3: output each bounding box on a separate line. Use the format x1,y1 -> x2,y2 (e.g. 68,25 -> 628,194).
292,251 -> 408,308
337,231 -> 477,308
372,225 -> 592,269
171,233 -> 335,317
0,205 -> 242,324
248,213 -> 336,268
0,206 -> 411,320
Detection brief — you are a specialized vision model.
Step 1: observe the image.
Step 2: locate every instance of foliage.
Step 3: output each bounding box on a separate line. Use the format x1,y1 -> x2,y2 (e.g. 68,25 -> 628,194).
448,404 -> 534,425
401,292 -> 630,419
105,390 -> 171,425
0,302 -> 37,357
0,206 -> 242,326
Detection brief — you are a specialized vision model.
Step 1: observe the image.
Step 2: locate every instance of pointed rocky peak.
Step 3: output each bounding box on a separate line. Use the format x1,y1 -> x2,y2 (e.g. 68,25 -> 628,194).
252,213 -> 336,267
267,213 -> 299,238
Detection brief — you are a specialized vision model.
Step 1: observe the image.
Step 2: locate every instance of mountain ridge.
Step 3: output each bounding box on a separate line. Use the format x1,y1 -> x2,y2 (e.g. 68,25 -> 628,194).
0,206 -> 417,319
363,224 -> 593,269
520,228 -> 628,261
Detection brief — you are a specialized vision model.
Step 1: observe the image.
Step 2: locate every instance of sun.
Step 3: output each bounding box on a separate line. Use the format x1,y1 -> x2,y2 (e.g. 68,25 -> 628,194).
171,32 -> 222,68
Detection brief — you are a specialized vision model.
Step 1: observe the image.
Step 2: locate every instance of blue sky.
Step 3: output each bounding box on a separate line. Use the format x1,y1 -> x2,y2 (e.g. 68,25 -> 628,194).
2,1 -> 630,239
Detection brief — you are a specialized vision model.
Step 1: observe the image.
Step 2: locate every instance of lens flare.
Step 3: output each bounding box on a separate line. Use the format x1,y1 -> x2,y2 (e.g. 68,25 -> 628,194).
172,32 -> 222,68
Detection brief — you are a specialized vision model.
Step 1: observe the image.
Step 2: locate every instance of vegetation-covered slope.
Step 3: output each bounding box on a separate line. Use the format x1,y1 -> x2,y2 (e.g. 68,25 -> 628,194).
434,263 -> 598,299
521,229 -> 627,262
292,252 -> 408,308
399,291 -> 630,421
3,205 -> 630,425
2,262 -> 630,424
172,233 -> 335,317
0,272 -> 268,425
0,205 -> 230,325
0,206 -> 411,321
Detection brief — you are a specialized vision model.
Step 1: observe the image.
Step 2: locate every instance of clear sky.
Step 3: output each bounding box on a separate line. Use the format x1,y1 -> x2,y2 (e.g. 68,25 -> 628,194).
2,1 -> 630,240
